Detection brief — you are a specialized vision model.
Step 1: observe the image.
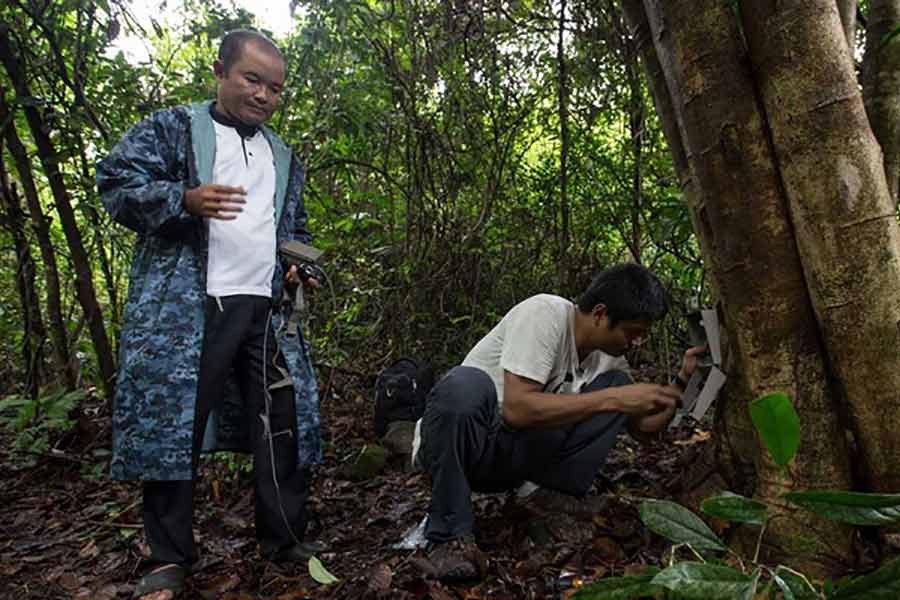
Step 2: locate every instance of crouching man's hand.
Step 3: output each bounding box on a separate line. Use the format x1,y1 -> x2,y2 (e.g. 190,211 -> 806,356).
613,383 -> 680,416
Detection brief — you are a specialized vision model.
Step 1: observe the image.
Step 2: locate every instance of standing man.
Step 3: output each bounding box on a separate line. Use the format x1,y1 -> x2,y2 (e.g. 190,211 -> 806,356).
97,30 -> 321,599
412,263 -> 705,582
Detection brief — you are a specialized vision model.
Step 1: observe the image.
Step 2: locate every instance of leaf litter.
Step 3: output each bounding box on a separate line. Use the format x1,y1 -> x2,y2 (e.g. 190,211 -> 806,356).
0,372 -> 713,598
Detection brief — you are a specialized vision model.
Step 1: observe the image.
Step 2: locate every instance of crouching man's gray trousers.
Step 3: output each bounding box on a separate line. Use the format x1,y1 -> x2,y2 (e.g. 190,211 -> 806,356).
419,366 -> 630,542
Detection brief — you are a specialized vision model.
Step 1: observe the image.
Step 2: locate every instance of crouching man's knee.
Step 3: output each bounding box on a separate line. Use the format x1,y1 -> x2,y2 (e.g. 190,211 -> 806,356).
426,366 -> 497,420
581,369 -> 632,393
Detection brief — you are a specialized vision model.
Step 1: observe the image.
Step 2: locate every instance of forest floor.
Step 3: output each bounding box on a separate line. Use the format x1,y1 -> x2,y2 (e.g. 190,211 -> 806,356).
0,373 -> 711,599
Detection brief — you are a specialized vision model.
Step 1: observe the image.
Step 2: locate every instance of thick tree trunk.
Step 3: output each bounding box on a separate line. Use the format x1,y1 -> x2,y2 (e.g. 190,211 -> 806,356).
0,26 -> 116,400
740,0 -> 900,492
862,0 -> 900,205
0,89 -> 76,389
640,0 -> 855,571
837,0 -> 858,53
0,154 -> 45,399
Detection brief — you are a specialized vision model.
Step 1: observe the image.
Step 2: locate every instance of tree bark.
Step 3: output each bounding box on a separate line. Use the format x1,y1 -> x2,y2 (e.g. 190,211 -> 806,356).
862,0 -> 900,205
0,25 -> 116,400
641,0 -> 855,571
0,88 -> 76,389
77,142 -> 120,353
740,0 -> 900,492
621,0 -> 711,278
0,151 -> 45,399
837,0 -> 858,53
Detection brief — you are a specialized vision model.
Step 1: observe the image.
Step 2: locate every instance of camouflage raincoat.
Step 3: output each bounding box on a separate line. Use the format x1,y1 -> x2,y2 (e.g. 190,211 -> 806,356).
97,101 -> 321,481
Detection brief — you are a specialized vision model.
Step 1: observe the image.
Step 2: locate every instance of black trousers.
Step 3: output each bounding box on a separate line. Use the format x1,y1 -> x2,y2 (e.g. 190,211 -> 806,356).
143,295 -> 310,568
419,365 -> 630,542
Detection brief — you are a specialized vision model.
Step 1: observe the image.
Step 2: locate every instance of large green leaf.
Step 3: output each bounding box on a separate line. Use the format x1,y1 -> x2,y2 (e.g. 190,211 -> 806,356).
572,570 -> 662,599
749,392 -> 800,467
651,562 -> 755,599
701,492 -> 767,525
639,500 -> 727,551
785,491 -> 900,525
833,558 -> 900,599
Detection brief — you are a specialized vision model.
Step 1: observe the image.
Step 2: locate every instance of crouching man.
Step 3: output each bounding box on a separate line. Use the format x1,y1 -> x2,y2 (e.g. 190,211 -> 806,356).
411,263 -> 704,581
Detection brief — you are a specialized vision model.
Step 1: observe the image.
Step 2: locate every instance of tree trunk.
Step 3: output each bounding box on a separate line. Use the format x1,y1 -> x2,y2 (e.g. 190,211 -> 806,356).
557,0 -> 572,278
0,152 -> 45,399
640,0 -> 855,572
862,0 -> 900,205
0,25 -> 116,400
837,0 -> 858,53
624,26 -> 644,265
740,0 -> 900,492
621,0 -> 710,271
0,88 -> 76,389
77,142 -> 121,353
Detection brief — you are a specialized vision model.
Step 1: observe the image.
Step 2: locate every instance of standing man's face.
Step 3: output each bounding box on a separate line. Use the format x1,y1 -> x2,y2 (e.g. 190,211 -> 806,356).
214,40 -> 286,126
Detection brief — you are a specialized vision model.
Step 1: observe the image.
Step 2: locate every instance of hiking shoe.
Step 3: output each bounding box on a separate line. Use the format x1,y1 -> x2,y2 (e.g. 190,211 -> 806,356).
423,535 -> 487,582
516,486 -> 609,519
267,540 -> 328,563
133,563 -> 186,599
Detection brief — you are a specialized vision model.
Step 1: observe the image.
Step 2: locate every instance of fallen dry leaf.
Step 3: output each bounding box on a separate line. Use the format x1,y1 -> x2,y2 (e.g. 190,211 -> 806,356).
591,536 -> 625,562
221,593 -> 255,600
94,584 -> 118,600
673,430 -> 711,446
207,573 -> 242,594
78,539 -> 99,559
56,571 -> 81,591
366,562 -> 392,593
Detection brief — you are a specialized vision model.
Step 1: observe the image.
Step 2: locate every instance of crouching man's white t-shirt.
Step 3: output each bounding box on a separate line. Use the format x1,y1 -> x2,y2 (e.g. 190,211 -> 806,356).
410,294 -> 630,465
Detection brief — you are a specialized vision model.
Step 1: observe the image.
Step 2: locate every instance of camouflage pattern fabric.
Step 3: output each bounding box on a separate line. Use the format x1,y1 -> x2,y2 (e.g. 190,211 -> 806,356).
97,101 -> 321,481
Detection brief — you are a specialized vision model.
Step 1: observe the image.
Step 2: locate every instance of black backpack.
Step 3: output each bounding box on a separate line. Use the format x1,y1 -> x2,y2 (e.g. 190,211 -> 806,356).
373,358 -> 435,437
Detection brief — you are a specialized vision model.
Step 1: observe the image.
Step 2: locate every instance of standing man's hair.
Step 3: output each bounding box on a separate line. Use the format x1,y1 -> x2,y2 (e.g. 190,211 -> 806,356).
217,29 -> 283,73
577,263 -> 669,326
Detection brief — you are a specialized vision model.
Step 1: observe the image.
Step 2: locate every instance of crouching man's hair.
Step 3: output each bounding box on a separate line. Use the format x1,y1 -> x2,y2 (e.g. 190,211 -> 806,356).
577,263 -> 669,327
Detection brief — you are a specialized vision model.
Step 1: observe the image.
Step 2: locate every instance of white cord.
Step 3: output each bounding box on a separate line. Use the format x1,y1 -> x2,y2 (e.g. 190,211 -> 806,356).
262,308 -> 303,548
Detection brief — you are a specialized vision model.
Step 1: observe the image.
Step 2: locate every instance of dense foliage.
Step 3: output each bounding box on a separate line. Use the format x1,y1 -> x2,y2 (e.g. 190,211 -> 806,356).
0,0 -> 703,404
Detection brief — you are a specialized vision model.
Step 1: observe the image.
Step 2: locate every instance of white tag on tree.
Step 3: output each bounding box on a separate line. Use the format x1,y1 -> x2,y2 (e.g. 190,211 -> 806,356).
691,366 -> 727,421
701,309 -> 722,365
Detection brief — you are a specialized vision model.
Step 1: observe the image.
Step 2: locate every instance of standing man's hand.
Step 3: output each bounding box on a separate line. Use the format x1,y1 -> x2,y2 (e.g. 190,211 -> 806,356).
183,184 -> 245,219
285,265 -> 319,289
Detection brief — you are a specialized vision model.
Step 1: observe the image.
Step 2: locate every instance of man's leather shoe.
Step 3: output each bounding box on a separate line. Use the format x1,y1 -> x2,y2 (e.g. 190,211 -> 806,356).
268,540 -> 328,563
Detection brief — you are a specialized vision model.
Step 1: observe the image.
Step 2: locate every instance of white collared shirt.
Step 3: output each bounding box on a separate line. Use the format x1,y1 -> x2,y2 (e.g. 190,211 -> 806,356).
206,122 -> 277,297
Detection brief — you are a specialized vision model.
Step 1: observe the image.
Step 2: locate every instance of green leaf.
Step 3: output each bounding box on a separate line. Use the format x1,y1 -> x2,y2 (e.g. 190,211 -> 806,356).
741,570 -> 761,600
833,558 -> 900,599
773,573 -> 797,600
749,392 -> 799,467
572,569 -> 661,599
701,492 -> 768,525
651,562 -> 754,599
639,500 -> 727,551
785,491 -> 900,525
308,556 -> 339,585
773,568 -> 820,600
